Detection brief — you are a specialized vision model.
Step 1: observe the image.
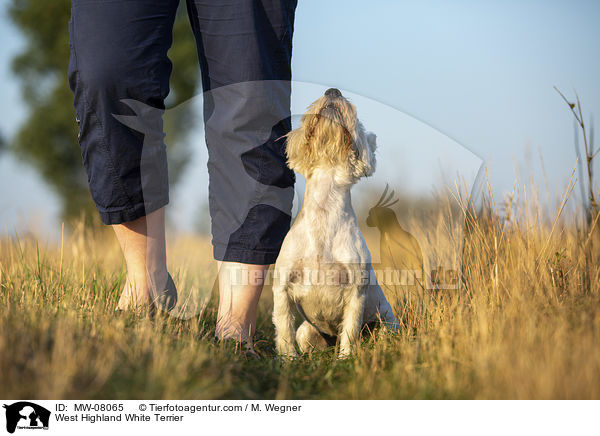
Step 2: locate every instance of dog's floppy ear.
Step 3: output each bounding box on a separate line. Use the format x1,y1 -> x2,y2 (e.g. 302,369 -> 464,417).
367,131 -> 377,152
285,125 -> 309,174
348,125 -> 376,179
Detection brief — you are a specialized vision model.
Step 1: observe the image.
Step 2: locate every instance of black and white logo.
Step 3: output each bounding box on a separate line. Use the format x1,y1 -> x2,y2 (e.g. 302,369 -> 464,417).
3,402 -> 50,434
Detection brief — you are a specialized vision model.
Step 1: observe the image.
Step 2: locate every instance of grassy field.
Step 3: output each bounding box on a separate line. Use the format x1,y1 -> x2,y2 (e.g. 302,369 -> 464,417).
1,186 -> 599,400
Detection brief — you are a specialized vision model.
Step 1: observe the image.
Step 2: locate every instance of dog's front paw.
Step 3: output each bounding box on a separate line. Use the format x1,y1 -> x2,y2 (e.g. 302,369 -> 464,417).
337,346 -> 354,359
277,349 -> 298,361
276,340 -> 298,359
278,351 -> 298,362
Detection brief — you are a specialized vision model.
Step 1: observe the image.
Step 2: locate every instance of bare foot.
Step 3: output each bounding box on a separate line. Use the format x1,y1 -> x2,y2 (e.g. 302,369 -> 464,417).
215,261 -> 270,354
116,271 -> 177,312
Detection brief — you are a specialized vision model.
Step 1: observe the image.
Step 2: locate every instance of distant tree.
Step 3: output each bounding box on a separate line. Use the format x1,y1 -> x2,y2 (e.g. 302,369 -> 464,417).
8,1 -> 200,223
0,129 -> 5,153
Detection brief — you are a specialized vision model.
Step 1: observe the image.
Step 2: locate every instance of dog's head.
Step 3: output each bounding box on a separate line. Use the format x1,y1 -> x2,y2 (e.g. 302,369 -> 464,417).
286,88 -> 377,182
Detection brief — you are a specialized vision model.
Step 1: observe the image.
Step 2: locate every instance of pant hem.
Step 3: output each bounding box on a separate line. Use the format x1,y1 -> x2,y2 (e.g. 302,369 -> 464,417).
213,245 -> 281,265
97,197 -> 169,225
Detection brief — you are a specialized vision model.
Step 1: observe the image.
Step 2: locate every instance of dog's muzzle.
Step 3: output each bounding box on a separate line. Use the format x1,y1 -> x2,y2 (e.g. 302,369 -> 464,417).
325,87 -> 342,98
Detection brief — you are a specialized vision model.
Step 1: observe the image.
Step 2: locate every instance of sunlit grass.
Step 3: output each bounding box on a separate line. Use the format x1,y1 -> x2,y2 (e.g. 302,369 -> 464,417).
1,181 -> 599,399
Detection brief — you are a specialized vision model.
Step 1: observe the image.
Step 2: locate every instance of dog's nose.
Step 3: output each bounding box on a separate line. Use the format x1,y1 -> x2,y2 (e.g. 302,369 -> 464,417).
325,88 -> 342,98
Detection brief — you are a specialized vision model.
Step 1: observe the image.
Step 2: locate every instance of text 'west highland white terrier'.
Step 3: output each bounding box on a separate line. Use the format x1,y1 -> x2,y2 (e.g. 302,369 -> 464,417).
272,88 -> 400,358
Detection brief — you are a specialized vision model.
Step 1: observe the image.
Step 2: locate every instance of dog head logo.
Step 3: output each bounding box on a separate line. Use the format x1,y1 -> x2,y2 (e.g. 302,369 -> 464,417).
106,82 -> 481,319
3,402 -> 50,434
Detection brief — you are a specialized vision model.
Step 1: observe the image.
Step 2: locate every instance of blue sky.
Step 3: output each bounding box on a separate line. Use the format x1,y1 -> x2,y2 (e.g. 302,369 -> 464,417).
1,0 -> 599,238
291,0 -> 600,187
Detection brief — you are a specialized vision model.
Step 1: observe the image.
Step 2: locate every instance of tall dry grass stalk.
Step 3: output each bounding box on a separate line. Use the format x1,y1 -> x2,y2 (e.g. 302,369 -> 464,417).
0,173 -> 599,399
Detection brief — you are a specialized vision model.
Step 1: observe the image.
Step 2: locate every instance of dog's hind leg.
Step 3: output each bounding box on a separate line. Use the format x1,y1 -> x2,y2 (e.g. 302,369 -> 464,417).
374,285 -> 401,331
296,321 -> 329,353
364,283 -> 401,332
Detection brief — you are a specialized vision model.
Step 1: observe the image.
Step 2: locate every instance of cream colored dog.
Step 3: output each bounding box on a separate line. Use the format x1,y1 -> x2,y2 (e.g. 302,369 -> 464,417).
272,88 -> 399,358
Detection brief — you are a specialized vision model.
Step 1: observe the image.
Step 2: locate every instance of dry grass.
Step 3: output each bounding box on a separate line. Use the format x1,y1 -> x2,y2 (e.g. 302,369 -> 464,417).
1,181 -> 599,399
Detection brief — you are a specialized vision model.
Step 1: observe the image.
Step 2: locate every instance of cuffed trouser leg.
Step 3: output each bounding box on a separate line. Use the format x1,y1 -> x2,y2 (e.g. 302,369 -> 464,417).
69,0 -> 297,263
68,0 -> 178,224
188,0 -> 297,264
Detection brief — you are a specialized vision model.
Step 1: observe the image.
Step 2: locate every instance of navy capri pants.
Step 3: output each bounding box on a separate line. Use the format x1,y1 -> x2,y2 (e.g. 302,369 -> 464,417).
68,0 -> 297,264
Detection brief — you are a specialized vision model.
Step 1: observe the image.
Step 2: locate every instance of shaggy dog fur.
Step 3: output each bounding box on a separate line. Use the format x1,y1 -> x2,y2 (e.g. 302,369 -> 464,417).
272,88 -> 399,358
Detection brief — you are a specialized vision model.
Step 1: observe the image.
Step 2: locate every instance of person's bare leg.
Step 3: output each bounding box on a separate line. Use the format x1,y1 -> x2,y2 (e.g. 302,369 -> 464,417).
216,261 -> 269,350
113,207 -> 169,310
